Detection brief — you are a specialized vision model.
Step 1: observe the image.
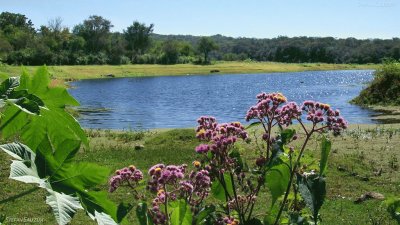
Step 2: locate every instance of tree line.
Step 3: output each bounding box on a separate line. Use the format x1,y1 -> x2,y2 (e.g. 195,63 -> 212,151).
0,11 -> 399,66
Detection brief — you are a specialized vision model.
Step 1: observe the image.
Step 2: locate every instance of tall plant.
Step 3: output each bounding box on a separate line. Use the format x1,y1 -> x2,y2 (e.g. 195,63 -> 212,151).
0,67 -> 127,225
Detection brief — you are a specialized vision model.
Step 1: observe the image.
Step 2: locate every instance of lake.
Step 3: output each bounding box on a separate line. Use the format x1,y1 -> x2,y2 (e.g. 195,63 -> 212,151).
69,70 -> 376,129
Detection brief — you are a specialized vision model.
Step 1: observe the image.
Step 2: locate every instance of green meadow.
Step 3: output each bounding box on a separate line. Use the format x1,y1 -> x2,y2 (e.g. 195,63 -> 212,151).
1,125 -> 399,224
0,61 -> 377,81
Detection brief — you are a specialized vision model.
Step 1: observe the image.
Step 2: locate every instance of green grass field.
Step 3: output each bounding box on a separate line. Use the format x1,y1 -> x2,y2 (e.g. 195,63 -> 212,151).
0,61 -> 377,81
1,124 -> 399,224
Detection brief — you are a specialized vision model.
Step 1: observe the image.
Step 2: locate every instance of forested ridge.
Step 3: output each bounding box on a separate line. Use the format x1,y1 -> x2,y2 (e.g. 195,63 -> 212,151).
1,11 -> 399,66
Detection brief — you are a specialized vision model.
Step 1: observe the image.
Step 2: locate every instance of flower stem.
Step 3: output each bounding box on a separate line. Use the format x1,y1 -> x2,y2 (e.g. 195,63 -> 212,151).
273,130 -> 313,225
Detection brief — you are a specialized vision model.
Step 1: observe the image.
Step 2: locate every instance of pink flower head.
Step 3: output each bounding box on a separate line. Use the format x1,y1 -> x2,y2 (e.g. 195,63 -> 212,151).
301,101 -> 348,135
246,92 -> 287,121
108,165 -> 143,192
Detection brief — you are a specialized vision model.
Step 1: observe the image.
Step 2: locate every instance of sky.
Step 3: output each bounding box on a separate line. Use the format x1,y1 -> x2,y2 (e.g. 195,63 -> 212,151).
1,0 -> 399,39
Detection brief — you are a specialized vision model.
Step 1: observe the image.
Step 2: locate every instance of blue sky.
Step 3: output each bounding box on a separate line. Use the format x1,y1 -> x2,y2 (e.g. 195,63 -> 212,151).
1,0 -> 399,39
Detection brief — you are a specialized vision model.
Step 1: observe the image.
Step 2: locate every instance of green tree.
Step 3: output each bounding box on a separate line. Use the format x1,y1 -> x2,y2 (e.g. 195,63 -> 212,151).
38,18 -> 72,64
73,15 -> 112,53
197,37 -> 218,64
160,39 -> 180,64
0,12 -> 35,51
124,21 -> 154,62
180,41 -> 194,56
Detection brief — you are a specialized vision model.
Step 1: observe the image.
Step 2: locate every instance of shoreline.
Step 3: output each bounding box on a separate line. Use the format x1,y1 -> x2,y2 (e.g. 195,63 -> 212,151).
0,61 -> 377,81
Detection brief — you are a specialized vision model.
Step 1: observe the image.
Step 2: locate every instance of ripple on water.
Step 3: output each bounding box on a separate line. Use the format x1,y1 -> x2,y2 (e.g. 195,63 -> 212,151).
69,70 -> 376,129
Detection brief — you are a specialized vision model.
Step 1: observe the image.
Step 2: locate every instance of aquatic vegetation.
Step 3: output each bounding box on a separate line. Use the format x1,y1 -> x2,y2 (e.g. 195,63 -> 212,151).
110,92 -> 348,224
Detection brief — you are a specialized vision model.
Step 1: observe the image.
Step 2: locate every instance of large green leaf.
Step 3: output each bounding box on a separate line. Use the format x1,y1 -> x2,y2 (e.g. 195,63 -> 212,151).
136,202 -> 154,225
0,66 -> 88,151
297,174 -> 326,223
0,76 -> 44,115
0,142 -> 42,185
169,199 -> 193,225
0,143 -> 83,225
45,189 -> 84,225
265,157 -> 291,206
195,205 -> 215,225
319,136 -> 331,176
1,141 -> 123,225
211,173 -> 234,202
0,76 -> 19,96
263,203 -> 279,225
35,137 -> 125,223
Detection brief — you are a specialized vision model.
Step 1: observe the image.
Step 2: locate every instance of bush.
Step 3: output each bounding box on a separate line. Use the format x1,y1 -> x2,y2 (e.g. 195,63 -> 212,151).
352,59 -> 400,105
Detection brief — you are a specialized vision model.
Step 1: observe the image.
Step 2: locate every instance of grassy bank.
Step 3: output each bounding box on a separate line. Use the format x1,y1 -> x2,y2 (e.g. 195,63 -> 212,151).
1,124 -> 399,224
0,61 -> 377,81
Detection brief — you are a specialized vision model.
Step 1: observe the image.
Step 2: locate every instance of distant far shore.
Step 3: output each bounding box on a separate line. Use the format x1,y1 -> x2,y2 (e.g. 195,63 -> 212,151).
0,61 -> 377,81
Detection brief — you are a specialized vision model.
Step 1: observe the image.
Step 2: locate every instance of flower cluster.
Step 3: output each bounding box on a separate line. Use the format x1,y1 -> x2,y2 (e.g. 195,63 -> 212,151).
196,116 -> 217,140
151,189 -> 167,224
108,165 -> 143,192
245,92 -> 287,121
195,117 -> 248,169
196,118 -> 248,150
278,101 -> 302,126
215,216 -> 240,225
301,100 -> 348,135
147,164 -> 186,192
187,169 -> 211,199
146,164 -> 211,224
227,195 -> 257,210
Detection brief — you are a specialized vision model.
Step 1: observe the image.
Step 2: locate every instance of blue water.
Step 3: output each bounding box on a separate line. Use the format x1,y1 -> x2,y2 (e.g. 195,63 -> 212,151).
69,70 -> 376,129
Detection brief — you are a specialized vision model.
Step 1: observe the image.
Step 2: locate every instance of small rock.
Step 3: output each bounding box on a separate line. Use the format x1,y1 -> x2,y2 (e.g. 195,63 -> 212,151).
373,168 -> 383,176
104,74 -> 115,78
210,69 -> 220,73
354,192 -> 385,204
134,144 -> 144,150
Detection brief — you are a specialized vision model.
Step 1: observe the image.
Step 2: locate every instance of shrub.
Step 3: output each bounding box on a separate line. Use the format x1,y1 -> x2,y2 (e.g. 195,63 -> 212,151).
352,59 -> 400,105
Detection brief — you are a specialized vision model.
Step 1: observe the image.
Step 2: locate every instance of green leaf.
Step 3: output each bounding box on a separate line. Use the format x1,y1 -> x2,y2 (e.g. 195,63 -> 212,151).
136,202 -> 154,225
89,210 -> 119,225
45,189 -> 83,225
319,136 -> 331,176
288,212 -> 307,225
245,218 -> 263,225
0,66 -> 88,151
0,77 -> 19,96
297,174 -> 326,223
211,173 -> 233,201
263,203 -> 279,225
34,137 -> 123,224
265,157 -> 291,206
280,129 -> 296,145
0,142 -> 43,185
229,149 -> 245,171
0,77 -> 44,114
195,205 -> 215,225
0,142 -> 85,225
169,199 -> 193,225
246,121 -> 262,130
